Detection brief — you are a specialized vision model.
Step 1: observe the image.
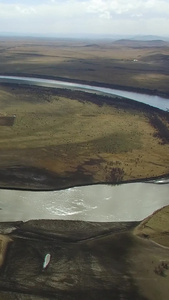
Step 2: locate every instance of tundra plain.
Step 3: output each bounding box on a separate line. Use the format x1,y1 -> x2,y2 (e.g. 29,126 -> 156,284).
0,37 -> 169,95
0,38 -> 169,300
0,83 -> 169,189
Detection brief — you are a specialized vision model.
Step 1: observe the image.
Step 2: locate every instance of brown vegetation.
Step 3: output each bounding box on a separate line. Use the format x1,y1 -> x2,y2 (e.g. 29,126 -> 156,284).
149,113 -> 169,144
134,205 -> 169,247
0,37 -> 169,95
0,38 -> 169,189
0,83 -> 169,189
0,37 -> 169,299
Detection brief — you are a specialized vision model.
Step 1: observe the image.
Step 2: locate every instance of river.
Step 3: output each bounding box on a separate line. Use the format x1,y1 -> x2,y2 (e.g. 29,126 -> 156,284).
0,183 -> 169,222
0,75 -> 169,223
0,75 -> 169,111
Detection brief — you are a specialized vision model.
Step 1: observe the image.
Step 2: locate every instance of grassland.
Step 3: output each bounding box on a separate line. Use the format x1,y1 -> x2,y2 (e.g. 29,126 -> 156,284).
0,37 -> 169,95
0,83 -> 169,189
0,37 -> 169,189
0,37 -> 169,300
134,205 -> 169,248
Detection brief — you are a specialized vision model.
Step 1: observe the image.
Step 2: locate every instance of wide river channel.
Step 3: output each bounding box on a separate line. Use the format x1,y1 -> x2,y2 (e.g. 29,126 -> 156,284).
0,75 -> 169,223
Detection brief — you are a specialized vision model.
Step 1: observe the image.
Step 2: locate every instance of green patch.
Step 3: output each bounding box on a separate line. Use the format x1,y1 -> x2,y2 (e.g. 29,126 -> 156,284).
90,132 -> 142,154
45,130 -> 141,158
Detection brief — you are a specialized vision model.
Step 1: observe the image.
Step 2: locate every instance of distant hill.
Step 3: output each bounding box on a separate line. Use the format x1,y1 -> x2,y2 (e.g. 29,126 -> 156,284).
131,35 -> 169,42
141,53 -> 169,65
0,33 -> 169,42
112,39 -> 169,48
84,44 -> 100,48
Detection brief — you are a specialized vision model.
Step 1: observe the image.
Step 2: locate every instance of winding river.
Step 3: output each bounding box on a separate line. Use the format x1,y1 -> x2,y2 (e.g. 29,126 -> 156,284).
0,75 -> 169,223
0,75 -> 169,111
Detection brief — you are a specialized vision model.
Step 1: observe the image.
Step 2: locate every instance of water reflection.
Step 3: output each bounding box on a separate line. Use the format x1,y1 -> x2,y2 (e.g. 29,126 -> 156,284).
0,76 -> 169,110
0,183 -> 169,222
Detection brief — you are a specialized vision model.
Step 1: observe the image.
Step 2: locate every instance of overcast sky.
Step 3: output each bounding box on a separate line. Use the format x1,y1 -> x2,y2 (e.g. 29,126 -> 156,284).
0,0 -> 169,37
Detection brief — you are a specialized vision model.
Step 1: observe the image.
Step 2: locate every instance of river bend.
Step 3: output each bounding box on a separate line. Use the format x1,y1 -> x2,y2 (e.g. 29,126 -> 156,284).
0,75 -> 169,110
0,75 -> 169,222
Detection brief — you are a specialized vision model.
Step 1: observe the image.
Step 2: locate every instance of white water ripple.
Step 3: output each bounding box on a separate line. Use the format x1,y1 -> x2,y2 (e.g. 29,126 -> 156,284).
0,183 -> 169,222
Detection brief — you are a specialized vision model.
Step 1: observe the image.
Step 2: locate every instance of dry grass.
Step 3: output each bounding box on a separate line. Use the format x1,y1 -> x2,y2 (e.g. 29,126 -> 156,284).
0,37 -> 169,188
0,83 -> 169,189
0,37 -> 169,93
134,205 -> 169,248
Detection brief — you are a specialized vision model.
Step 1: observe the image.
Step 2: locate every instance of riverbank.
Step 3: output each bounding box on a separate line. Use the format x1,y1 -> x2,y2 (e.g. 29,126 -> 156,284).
1,72 -> 169,98
0,234 -> 12,268
134,205 -> 169,248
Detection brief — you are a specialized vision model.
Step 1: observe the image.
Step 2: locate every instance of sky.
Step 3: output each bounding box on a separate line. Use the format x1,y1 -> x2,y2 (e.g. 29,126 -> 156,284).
0,0 -> 169,37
